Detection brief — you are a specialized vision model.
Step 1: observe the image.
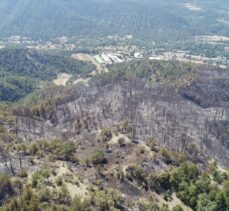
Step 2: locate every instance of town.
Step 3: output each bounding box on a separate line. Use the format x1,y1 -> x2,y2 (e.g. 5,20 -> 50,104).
0,34 -> 228,68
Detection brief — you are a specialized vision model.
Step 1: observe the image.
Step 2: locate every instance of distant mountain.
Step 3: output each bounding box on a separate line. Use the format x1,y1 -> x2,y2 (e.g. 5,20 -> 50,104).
0,0 -> 228,40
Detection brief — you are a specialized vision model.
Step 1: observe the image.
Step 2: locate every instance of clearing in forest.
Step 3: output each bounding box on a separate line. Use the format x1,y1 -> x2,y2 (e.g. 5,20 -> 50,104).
53,73 -> 72,86
71,53 -> 103,73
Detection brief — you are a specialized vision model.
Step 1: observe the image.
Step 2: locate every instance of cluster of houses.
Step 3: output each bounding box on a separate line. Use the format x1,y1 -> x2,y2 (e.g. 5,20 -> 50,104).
94,52 -> 143,65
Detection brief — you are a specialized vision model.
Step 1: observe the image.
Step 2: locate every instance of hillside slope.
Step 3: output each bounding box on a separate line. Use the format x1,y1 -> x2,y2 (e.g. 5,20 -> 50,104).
0,48 -> 95,101
0,0 -> 228,40
13,62 -> 229,167
0,59 -> 228,211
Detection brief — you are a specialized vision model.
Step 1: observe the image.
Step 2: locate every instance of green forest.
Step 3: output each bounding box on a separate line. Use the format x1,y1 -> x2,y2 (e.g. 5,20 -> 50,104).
0,0 -> 228,41
0,48 -> 95,101
94,58 -> 198,86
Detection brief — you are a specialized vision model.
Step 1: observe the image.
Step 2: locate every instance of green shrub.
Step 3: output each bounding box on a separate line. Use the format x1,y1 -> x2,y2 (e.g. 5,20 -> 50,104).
2,186 -> 39,211
28,143 -> 39,155
37,188 -> 51,203
100,128 -> 112,142
0,126 -> 6,134
56,177 -> 63,187
70,196 -> 90,211
54,185 -> 72,205
19,170 -> 28,178
172,205 -> 184,211
31,169 -> 50,188
118,137 -> 126,147
89,188 -> 122,211
91,150 -> 107,165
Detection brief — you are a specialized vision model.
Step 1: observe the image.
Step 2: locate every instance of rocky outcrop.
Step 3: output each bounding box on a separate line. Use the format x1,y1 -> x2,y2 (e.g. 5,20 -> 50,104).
14,69 -> 229,167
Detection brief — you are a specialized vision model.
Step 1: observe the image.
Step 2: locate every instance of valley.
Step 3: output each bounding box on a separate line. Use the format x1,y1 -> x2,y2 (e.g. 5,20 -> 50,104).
1,33 -> 228,69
